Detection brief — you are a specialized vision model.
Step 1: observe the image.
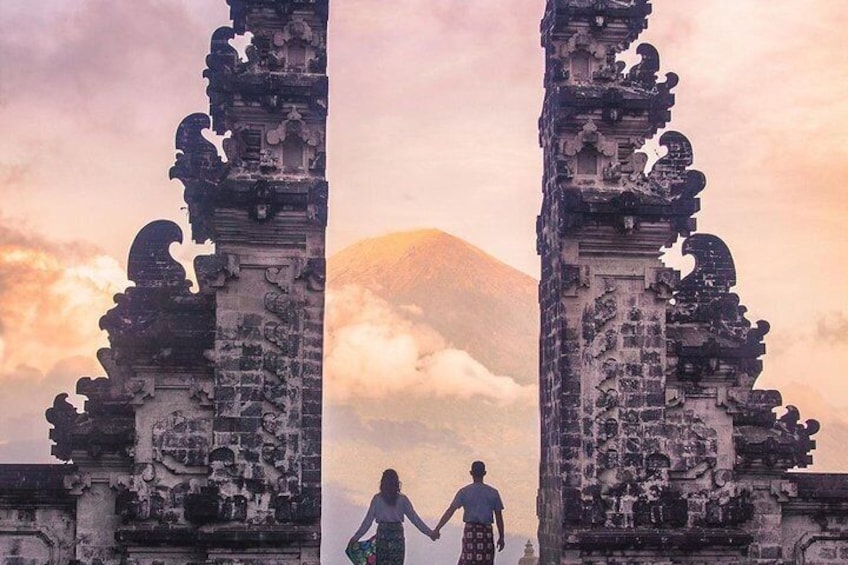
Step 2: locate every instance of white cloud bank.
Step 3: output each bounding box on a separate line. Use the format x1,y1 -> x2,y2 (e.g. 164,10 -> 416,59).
324,284 -> 535,405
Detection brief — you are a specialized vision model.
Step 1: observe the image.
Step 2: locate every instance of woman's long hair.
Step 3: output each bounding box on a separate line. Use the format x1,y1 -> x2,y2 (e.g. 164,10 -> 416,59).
379,469 -> 401,506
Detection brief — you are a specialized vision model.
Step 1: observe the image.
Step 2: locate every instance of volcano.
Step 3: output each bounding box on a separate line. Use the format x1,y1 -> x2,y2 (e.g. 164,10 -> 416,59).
329,229 -> 539,385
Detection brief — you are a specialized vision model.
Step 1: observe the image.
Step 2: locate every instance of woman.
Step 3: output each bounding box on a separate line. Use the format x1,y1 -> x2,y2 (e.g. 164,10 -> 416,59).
349,469 -> 437,565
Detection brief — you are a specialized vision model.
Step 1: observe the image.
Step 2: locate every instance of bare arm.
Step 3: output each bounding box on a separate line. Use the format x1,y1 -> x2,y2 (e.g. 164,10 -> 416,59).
402,496 -> 434,538
494,509 -> 505,552
433,504 -> 458,535
349,497 -> 376,544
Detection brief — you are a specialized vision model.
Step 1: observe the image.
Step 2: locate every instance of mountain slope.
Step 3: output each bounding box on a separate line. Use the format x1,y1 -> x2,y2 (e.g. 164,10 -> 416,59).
329,229 -> 539,385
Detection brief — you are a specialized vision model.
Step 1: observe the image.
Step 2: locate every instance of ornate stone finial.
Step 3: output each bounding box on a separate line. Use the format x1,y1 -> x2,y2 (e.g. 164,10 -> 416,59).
647,132 -> 705,200
100,220 -> 214,364
45,393 -> 79,462
170,113 -> 226,184
126,220 -> 190,290
519,539 -> 539,565
677,234 -> 736,307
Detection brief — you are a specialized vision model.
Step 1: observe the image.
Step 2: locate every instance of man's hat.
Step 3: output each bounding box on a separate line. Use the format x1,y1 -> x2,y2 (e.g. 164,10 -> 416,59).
470,461 -> 486,476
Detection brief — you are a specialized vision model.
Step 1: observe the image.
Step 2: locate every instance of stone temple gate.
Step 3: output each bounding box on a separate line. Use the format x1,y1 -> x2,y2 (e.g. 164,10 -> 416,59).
0,1 -> 847,564
535,1 -> 848,564
1,0 -> 328,562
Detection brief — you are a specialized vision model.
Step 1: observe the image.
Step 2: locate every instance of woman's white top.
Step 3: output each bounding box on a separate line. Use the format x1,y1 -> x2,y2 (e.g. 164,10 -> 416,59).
352,493 -> 432,539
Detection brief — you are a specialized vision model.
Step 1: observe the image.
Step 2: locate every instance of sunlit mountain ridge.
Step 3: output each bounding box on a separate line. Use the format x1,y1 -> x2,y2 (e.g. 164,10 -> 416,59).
329,229 -> 539,386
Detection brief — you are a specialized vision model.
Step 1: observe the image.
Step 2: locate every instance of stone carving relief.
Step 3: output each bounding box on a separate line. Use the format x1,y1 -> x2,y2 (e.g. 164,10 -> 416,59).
265,108 -> 325,175
561,121 -> 618,183
266,259 -> 305,295
646,267 -> 679,300
562,264 -> 590,296
239,19 -> 327,75
664,409 -> 718,476
196,252 -> 240,291
0,532 -> 52,564
152,411 -> 213,471
796,535 -> 848,564
113,469 -> 202,526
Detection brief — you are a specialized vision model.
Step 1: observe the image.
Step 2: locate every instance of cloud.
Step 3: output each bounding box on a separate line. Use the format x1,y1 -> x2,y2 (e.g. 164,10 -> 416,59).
0,219 -> 125,373
0,219 -> 124,462
324,284 -> 535,405
0,355 -> 98,463
326,405 -> 469,454
0,0 -> 216,125
0,0 -> 227,262
0,162 -> 31,192
816,312 -> 848,345
323,284 -> 540,539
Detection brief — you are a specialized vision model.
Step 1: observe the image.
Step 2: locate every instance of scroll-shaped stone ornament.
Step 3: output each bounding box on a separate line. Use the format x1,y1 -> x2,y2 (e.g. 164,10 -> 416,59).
673,234 -> 737,320
735,404 -> 821,470
648,131 -> 705,201
206,27 -> 237,73
778,406 -> 821,444
127,220 -> 190,290
169,113 -> 226,188
266,259 -> 303,294
628,43 -> 661,87
203,27 -> 239,135
100,221 -> 214,364
672,234 -> 768,338
46,393 -> 79,462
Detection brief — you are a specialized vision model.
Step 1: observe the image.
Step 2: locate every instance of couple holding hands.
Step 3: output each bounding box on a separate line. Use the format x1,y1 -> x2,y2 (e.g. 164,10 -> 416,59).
348,461 -> 505,565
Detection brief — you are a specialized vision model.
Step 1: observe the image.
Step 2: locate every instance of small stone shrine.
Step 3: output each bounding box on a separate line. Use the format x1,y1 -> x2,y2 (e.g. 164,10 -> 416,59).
0,0 -> 328,563
536,1 -> 848,564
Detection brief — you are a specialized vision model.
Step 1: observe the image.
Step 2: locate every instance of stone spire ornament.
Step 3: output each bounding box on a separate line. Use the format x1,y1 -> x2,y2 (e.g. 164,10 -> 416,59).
519,539 -> 540,565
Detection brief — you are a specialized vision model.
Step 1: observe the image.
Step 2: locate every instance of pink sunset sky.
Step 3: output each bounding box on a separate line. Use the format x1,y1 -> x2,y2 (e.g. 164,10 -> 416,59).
0,0 -> 847,545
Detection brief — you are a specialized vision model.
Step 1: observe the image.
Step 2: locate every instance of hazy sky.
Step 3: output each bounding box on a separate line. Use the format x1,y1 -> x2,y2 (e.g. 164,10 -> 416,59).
0,0 -> 847,555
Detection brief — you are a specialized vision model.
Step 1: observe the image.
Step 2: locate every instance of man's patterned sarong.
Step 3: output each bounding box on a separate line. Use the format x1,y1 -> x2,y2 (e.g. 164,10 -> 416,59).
457,522 -> 495,565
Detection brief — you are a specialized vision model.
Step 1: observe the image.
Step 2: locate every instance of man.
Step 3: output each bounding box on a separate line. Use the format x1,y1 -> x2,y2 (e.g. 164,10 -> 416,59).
433,461 -> 505,564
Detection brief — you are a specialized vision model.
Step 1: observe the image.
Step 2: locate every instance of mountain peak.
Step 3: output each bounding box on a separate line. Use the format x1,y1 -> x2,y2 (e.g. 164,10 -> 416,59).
335,228 -> 469,261
328,230 -> 539,385
329,229 -> 534,293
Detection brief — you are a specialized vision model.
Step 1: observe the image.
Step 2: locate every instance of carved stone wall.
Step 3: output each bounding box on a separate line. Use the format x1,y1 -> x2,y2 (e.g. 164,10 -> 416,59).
0,466 -> 76,564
